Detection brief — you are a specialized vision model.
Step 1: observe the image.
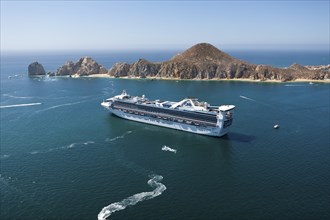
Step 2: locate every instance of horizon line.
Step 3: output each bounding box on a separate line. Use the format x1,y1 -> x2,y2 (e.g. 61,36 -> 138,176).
1,45 -> 329,53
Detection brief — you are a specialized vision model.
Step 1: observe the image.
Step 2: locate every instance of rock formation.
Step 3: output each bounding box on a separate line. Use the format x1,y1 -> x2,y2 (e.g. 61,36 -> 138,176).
128,59 -> 161,78
28,43 -> 329,81
56,56 -> 107,76
28,62 -> 46,76
107,43 -> 329,81
108,62 -> 130,77
158,43 -> 257,79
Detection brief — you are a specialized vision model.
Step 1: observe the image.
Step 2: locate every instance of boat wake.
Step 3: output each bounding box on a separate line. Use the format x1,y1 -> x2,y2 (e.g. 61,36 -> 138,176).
2,94 -> 35,99
97,175 -> 166,220
239,95 -> 257,102
33,97 -> 100,114
59,140 -> 95,150
99,130 -> 166,219
65,141 -> 95,149
105,131 -> 133,142
162,145 -> 177,154
0,102 -> 42,109
29,140 -> 95,155
34,100 -> 85,113
239,95 -> 276,110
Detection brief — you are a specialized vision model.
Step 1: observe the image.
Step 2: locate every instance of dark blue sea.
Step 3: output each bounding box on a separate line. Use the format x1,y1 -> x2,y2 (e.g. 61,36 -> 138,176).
1,50 -> 329,220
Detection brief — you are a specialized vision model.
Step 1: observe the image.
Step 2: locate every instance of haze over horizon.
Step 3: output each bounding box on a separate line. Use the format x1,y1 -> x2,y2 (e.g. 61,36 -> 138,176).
1,1 -> 329,51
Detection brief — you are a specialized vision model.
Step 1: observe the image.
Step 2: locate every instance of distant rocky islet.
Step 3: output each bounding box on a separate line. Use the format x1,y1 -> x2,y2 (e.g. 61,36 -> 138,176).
28,62 -> 46,76
28,43 -> 330,82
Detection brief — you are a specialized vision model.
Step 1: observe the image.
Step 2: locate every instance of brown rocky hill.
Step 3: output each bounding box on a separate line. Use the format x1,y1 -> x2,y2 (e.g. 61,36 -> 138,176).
170,43 -> 235,64
28,43 -> 329,81
56,57 -> 107,76
108,43 -> 329,81
158,43 -> 255,79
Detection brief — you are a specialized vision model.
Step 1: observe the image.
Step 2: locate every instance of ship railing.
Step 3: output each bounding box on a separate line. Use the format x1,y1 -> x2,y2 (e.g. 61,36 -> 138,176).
114,105 -> 217,127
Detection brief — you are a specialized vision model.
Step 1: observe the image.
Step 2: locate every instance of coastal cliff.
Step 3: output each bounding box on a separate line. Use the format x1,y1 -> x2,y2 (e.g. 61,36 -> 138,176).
109,43 -> 329,81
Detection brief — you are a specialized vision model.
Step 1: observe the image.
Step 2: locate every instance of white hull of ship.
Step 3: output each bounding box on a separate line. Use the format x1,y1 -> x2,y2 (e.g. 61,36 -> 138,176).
107,108 -> 229,137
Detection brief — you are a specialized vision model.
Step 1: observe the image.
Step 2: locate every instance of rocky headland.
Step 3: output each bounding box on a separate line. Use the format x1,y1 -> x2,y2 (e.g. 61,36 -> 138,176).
28,43 -> 330,82
108,43 -> 329,82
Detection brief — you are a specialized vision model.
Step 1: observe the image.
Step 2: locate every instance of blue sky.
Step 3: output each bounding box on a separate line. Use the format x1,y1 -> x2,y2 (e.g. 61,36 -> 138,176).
1,1 -> 329,51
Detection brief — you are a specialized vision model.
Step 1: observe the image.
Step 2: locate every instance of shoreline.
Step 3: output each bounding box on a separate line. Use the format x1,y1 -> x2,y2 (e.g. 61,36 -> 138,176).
82,74 -> 330,83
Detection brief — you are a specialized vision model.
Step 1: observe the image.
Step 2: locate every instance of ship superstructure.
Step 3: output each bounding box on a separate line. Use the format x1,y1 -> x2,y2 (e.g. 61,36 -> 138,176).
101,90 -> 235,137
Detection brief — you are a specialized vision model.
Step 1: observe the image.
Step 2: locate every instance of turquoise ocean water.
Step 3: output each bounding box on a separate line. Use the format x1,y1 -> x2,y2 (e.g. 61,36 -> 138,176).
1,50 -> 329,219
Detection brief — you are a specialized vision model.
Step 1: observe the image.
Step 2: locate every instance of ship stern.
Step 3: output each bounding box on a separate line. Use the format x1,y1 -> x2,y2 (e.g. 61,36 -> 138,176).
217,105 -> 235,136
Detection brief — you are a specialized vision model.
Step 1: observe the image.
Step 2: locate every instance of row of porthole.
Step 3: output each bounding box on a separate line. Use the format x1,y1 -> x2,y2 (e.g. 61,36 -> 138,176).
117,107 -> 215,127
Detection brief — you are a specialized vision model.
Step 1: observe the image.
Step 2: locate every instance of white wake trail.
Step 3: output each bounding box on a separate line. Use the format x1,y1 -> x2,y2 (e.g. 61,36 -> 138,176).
97,175 -> 166,220
239,95 -> 256,102
240,95 -> 280,110
105,131 -> 133,142
29,140 -> 95,155
2,94 -> 35,99
0,102 -> 42,109
35,100 -> 85,113
34,97 -> 100,114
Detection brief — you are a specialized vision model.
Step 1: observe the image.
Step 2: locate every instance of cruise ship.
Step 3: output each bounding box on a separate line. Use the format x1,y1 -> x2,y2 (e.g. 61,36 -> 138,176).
101,90 -> 235,137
